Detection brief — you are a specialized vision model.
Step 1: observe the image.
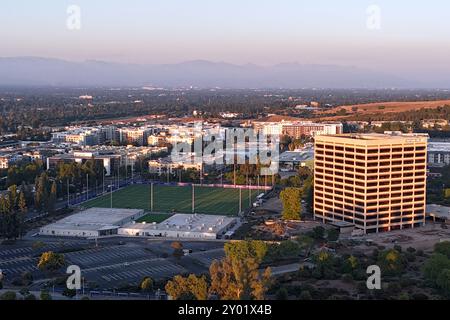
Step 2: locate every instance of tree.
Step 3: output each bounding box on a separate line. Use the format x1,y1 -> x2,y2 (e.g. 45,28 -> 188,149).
18,191 -> 27,214
187,274 -> 208,300
343,255 -> 359,274
171,241 -> 184,259
327,228 -> 340,242
37,251 -> 65,273
377,249 -> 405,276
209,256 -> 271,300
224,240 -> 268,264
165,275 -> 195,300
434,241 -> 450,259
423,253 -> 450,282
280,187 -> 302,220
140,277 -> 153,292
165,274 -> 208,300
436,269 -> 450,297
311,226 -> 325,240
48,181 -> 57,213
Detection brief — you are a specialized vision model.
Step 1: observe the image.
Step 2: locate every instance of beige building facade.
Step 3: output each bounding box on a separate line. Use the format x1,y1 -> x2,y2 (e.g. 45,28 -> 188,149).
314,133 -> 428,234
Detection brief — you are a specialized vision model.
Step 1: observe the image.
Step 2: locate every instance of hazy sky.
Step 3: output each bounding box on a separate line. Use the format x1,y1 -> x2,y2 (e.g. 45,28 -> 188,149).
2,0 -> 450,75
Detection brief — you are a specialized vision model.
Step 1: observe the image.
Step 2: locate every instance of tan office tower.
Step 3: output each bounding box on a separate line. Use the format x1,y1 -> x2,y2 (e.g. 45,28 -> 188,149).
314,133 -> 428,234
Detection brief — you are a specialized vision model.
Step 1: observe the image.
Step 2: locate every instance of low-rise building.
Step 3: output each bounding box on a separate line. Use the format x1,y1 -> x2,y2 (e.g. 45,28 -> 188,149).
39,208 -> 145,238
118,213 -> 238,239
428,142 -> 450,167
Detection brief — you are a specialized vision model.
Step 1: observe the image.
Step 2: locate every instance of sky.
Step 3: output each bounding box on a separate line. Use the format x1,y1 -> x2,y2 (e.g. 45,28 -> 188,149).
1,0 -> 450,78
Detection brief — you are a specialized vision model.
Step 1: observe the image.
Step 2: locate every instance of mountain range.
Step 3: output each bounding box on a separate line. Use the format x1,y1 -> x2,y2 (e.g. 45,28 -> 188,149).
0,57 -> 425,88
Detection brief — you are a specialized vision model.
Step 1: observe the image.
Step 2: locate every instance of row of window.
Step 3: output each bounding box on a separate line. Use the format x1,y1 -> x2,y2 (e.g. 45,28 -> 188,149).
315,145 -> 426,153
314,208 -> 425,220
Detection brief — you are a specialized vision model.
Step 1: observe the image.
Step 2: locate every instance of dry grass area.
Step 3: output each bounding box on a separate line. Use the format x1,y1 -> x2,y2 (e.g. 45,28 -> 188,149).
315,99 -> 450,120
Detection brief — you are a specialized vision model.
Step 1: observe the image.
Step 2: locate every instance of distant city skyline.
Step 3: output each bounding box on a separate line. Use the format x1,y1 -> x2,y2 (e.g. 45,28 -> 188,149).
2,1 -> 450,86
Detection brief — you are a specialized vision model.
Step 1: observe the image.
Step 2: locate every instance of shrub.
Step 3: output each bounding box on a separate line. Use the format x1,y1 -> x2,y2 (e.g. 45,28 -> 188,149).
1,291 -> 17,300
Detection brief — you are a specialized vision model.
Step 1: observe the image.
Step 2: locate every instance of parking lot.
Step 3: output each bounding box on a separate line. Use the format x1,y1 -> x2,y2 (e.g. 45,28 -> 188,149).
0,237 -> 224,290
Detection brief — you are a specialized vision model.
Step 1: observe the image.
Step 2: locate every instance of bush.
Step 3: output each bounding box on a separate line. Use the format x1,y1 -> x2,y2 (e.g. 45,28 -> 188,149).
19,287 -> 30,296
1,291 -> 17,300
275,287 -> 289,300
62,288 -> 76,298
411,292 -> 429,300
24,294 -> 37,300
434,241 -> 450,259
299,290 -> 312,300
40,290 -> 52,300
311,226 -> 325,240
406,247 -> 416,254
341,273 -> 354,283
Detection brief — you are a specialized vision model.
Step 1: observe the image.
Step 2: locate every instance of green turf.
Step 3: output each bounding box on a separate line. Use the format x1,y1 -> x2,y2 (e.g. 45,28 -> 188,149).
82,184 -> 259,216
136,213 -> 172,223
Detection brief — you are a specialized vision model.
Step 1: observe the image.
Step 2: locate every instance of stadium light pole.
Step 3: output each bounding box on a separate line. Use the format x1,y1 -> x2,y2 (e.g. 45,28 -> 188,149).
249,180 -> 252,208
192,184 -> 195,213
67,179 -> 70,207
86,174 -> 89,201
125,155 -> 128,183
150,183 -> 154,212
108,184 -> 113,209
239,187 -> 242,213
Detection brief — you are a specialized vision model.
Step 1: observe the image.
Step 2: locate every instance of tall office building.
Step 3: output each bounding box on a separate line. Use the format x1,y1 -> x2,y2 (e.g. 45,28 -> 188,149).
314,133 -> 428,234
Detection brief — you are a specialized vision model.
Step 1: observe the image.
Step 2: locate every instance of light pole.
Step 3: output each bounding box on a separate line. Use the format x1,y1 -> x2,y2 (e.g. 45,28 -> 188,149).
108,184 -> 113,209
67,179 -> 70,207
192,184 -> 195,213
86,174 -> 89,201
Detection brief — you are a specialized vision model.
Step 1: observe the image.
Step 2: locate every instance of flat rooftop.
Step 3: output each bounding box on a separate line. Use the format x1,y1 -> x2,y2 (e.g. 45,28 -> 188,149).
42,208 -> 144,231
427,204 -> 450,219
428,142 -> 450,152
279,150 -> 314,162
122,213 -> 236,233
316,133 -> 429,145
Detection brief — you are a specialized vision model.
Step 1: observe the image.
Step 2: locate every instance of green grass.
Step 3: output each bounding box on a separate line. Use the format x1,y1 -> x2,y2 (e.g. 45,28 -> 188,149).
82,184 -> 259,216
136,213 -> 172,223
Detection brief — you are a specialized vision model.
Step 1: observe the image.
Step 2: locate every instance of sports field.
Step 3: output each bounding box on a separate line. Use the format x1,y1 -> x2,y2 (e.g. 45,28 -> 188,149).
82,184 -> 259,216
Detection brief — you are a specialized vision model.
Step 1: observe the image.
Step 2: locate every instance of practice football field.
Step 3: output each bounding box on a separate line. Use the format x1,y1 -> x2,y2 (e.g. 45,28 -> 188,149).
82,184 -> 259,216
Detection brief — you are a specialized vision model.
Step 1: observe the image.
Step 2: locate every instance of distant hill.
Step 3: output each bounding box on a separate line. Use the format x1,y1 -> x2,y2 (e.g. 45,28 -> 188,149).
0,57 -> 421,88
